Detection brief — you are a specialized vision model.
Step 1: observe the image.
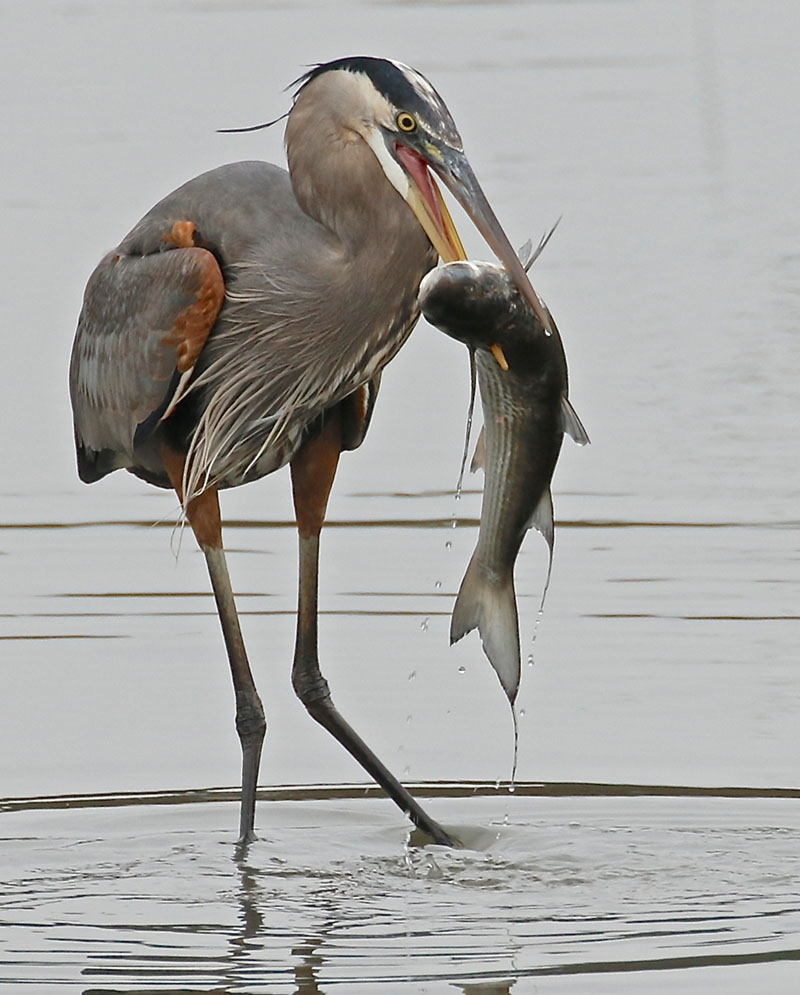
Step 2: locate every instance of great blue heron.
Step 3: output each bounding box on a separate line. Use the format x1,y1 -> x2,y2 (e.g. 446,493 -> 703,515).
69,56 -> 548,846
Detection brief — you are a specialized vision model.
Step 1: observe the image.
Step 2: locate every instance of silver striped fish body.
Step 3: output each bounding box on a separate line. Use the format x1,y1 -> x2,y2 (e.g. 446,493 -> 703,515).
458,343 -> 565,700
419,260 -> 588,704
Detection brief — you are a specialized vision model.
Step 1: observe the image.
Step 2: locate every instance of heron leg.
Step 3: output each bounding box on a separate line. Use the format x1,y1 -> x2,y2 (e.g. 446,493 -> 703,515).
162,447 -> 266,845
290,412 -> 457,847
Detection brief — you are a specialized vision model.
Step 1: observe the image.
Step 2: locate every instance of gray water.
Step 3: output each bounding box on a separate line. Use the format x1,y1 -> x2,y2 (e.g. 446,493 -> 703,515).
2,0 -> 799,990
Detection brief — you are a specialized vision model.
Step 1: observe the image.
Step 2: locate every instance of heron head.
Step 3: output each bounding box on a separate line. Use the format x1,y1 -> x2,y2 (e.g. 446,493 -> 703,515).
291,57 -> 550,331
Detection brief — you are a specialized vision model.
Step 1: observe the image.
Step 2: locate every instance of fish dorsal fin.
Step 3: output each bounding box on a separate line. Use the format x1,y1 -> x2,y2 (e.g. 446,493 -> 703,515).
470,427 -> 486,473
561,396 -> 590,446
530,487 -> 555,551
517,217 -> 562,271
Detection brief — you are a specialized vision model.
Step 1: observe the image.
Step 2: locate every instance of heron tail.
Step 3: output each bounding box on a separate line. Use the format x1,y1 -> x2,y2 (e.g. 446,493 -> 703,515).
450,555 -> 520,705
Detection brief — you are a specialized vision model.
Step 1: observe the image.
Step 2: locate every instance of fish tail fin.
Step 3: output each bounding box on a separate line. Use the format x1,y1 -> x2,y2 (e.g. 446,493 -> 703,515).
450,557 -> 521,705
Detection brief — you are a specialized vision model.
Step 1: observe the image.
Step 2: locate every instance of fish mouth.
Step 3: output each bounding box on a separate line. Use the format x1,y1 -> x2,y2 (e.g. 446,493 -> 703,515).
396,140 -> 550,367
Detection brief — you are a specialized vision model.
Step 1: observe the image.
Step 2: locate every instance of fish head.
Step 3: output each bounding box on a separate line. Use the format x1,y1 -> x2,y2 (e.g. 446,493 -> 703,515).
419,260 -> 523,348
421,259 -> 566,378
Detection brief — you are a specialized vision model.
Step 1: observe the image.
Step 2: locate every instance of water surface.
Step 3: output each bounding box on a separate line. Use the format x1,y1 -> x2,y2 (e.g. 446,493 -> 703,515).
4,789 -> 800,991
1,0 -> 799,989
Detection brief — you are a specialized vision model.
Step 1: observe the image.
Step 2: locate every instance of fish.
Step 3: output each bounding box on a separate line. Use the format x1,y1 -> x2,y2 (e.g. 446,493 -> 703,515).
418,243 -> 589,707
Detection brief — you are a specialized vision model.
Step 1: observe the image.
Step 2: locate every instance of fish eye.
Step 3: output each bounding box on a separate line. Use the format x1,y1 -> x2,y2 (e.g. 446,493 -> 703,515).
396,111 -> 417,133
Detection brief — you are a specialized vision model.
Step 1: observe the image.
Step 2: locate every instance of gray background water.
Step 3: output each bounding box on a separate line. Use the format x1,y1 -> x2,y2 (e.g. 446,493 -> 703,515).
1,0 -> 799,990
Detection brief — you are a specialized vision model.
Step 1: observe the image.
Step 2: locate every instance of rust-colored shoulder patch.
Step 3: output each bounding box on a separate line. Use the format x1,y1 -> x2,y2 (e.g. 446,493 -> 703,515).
164,219 -> 198,248
163,247 -> 225,373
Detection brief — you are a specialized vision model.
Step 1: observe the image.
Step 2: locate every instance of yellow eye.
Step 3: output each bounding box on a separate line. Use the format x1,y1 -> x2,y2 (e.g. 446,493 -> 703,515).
396,111 -> 417,133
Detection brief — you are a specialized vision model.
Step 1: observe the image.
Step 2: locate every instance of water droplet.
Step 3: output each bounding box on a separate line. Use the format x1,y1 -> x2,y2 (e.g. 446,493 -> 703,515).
403,766 -> 411,777
450,517 -> 458,528
508,783 -> 516,794
457,665 -> 466,675
406,714 -> 413,725
420,617 -> 429,632
445,540 -> 452,551
527,654 -> 535,668
434,580 -> 442,590
519,708 -> 526,719
494,779 -> 501,790
408,670 -> 416,681
503,813 -> 510,826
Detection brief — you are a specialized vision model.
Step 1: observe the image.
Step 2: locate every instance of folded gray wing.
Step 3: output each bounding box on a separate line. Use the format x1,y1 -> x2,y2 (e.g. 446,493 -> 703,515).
69,245 -> 224,481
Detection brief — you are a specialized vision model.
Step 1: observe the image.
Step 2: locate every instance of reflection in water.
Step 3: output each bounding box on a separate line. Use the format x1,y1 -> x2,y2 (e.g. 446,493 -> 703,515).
232,848 -> 264,963
291,935 -> 326,994
10,789 -> 791,993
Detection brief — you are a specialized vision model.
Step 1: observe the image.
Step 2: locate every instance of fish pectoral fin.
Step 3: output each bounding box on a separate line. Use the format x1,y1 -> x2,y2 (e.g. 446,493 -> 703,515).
469,427 -> 486,473
561,396 -> 591,446
529,488 -> 555,552
451,558 -> 521,705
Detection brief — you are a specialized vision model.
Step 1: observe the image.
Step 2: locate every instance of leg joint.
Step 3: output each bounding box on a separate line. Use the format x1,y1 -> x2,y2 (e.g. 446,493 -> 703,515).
235,690 -> 266,745
292,663 -> 333,714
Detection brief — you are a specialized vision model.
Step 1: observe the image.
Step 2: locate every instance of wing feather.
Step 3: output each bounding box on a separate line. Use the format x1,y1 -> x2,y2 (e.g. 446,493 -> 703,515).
69,244 -> 224,481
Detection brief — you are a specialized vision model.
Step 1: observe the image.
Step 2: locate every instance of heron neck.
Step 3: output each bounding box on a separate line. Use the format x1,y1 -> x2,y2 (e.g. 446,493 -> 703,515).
285,103 -> 422,256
